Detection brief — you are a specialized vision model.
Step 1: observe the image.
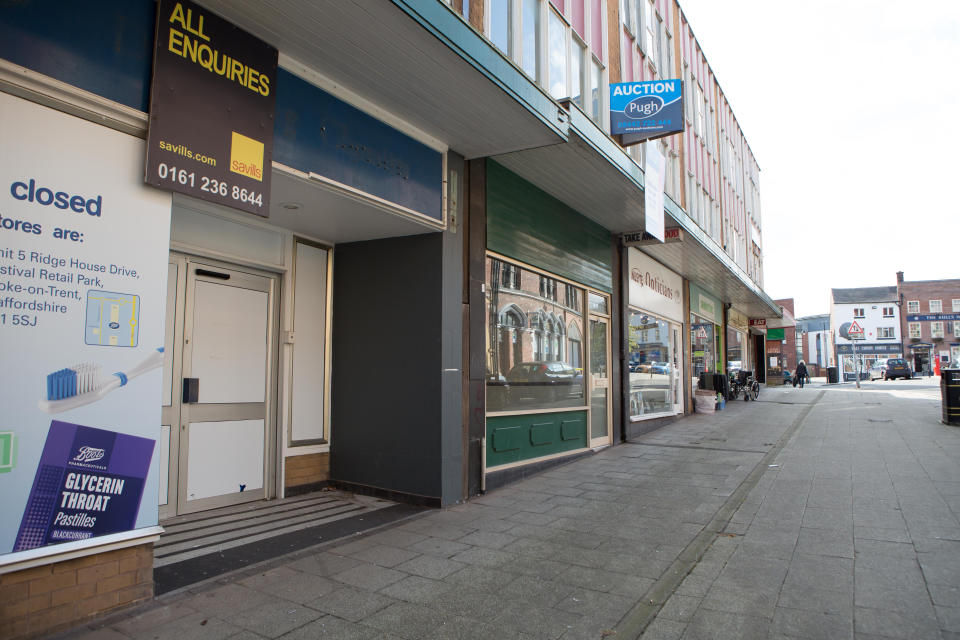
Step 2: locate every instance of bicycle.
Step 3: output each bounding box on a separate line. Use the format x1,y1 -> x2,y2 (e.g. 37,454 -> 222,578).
728,370 -> 760,402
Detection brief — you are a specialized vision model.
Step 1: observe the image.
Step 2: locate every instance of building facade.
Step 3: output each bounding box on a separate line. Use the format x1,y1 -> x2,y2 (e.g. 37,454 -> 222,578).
896,271 -> 960,373
0,1 -> 778,634
830,287 -> 902,381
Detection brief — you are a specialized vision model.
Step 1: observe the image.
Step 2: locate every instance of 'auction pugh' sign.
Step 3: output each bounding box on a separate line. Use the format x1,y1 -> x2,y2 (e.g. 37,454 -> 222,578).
610,80 -> 684,142
146,0 -> 278,216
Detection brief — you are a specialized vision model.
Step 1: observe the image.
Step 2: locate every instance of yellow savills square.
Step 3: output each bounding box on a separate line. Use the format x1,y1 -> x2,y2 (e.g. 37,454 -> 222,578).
230,132 -> 264,182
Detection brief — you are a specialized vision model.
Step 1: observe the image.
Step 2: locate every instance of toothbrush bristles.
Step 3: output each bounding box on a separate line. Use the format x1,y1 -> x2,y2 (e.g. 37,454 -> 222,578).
46,363 -> 103,401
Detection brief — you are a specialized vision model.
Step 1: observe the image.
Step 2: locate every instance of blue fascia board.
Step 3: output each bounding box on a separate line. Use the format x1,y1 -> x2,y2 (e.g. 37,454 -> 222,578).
390,0 -> 568,143
664,194 -> 782,317
566,104 -> 645,190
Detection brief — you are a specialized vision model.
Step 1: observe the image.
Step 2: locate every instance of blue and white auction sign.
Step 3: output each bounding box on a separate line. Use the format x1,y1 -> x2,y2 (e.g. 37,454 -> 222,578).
610,80 -> 684,140
0,93 -> 171,557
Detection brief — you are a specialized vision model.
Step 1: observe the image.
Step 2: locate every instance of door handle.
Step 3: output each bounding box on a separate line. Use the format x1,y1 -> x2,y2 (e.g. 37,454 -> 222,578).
183,378 -> 199,403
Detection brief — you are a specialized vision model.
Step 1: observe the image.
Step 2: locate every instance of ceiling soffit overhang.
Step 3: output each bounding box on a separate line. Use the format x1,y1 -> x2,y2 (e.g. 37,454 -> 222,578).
492,104 -> 647,233
196,0 -> 568,159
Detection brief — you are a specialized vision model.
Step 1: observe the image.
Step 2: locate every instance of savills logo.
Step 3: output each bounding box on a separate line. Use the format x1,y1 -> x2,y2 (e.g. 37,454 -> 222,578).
73,446 -> 105,463
626,96 -> 664,119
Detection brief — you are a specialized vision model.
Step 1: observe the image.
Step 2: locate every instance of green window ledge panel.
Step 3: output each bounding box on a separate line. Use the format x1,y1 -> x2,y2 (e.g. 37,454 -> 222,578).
487,411 -> 588,467
486,160 -> 613,293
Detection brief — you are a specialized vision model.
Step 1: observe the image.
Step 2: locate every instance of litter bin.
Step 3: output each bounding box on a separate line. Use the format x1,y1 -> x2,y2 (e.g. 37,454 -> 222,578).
942,369 -> 960,426
827,367 -> 839,384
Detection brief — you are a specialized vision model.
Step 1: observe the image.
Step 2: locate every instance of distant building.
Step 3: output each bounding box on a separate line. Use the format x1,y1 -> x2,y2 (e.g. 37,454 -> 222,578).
795,314 -> 831,377
766,298 -> 797,383
830,286 -> 901,381
896,272 -> 960,373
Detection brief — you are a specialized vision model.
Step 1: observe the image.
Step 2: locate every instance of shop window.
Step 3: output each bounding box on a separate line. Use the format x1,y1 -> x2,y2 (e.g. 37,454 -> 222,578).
726,326 -> 744,376
929,299 -> 942,313
485,256 -> 585,412
932,322 -> 944,339
853,307 -> 865,318
877,327 -> 895,339
628,310 -> 675,417
882,306 -> 894,317
690,314 -> 715,379
907,300 -> 920,313
588,292 -> 608,314
909,322 -> 921,339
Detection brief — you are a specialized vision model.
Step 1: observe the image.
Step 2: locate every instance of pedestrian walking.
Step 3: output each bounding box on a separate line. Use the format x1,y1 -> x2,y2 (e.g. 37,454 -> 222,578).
796,360 -> 808,388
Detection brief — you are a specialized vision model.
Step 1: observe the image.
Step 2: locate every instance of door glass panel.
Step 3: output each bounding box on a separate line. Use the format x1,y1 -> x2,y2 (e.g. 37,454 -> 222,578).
191,280 -> 268,403
589,318 -> 609,440
187,420 -> 265,501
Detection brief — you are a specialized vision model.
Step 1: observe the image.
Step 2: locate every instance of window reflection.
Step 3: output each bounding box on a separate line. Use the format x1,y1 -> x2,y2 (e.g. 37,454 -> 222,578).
486,258 -> 584,412
628,311 -> 673,416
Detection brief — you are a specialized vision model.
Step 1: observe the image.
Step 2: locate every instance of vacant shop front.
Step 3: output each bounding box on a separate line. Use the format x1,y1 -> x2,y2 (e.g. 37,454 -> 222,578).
483,161 -> 615,487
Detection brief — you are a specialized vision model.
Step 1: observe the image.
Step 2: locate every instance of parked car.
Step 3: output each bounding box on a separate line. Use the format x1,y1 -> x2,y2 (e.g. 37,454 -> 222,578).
649,362 -> 671,375
883,358 -> 913,380
506,361 -> 583,402
868,359 -> 888,381
782,370 -> 793,385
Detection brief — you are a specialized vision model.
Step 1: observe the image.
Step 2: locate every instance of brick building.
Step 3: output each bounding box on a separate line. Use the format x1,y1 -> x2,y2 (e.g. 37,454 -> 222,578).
766,298 -> 797,383
896,271 -> 960,374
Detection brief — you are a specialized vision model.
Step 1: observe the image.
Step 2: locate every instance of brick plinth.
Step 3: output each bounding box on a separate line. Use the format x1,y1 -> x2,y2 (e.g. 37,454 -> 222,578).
0,543 -> 153,639
284,452 -> 330,490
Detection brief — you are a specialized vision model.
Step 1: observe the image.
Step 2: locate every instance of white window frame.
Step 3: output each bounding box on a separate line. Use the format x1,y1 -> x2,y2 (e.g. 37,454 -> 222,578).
953,299 -> 960,312
853,307 -> 865,318
882,306 -> 894,317
931,321 -> 944,339
930,299 -> 943,313
954,320 -> 960,336
877,327 -> 895,339
907,300 -> 920,313
909,322 -> 921,339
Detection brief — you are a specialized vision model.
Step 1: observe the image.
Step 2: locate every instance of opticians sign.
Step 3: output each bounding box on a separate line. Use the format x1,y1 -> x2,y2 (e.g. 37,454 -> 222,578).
610,80 -> 684,141
146,0 -> 278,217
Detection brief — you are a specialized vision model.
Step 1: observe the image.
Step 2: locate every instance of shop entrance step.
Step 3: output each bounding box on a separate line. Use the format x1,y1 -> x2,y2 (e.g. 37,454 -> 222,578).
153,490 -> 422,594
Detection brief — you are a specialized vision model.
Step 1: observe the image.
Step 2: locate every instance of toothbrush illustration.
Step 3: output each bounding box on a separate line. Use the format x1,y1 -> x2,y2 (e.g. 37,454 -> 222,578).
39,348 -> 164,414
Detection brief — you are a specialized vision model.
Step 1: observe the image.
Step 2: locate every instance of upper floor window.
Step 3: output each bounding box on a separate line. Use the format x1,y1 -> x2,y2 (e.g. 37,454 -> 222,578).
907,300 -> 920,313
877,327 -> 895,339
931,321 -> 945,339
882,306 -> 894,317
694,83 -> 705,138
930,299 -> 942,313
953,299 -> 960,312
539,275 -> 558,300
499,262 -> 521,289
909,322 -> 921,338
954,320 -> 960,336
547,7 -> 567,98
853,307 -> 865,318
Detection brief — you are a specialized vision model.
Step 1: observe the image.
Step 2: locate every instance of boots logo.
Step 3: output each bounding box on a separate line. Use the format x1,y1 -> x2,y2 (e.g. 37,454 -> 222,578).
626,95 -> 665,119
73,446 -> 105,463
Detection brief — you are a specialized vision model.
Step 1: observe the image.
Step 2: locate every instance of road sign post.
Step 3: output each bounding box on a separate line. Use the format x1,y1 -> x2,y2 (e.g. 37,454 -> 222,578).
848,321 -> 865,388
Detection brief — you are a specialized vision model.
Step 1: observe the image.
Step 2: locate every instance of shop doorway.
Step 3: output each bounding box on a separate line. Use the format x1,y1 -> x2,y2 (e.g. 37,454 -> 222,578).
160,253 -> 280,518
753,333 -> 766,382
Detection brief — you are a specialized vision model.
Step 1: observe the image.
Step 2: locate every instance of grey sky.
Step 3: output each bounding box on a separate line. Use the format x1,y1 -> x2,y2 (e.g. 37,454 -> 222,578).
676,0 -> 959,318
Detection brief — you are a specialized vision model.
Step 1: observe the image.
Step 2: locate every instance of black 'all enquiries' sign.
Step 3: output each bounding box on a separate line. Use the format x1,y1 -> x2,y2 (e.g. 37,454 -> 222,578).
146,0 -> 278,216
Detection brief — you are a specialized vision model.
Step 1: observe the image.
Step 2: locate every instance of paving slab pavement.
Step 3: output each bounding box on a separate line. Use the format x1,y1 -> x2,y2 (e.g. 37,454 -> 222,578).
58,378 -> 959,640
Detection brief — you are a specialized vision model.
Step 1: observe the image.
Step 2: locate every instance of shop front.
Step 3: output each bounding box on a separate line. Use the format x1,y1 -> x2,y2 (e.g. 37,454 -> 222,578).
481,161 -> 614,487
838,343 -> 903,381
626,249 -> 685,432
689,284 -> 723,391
